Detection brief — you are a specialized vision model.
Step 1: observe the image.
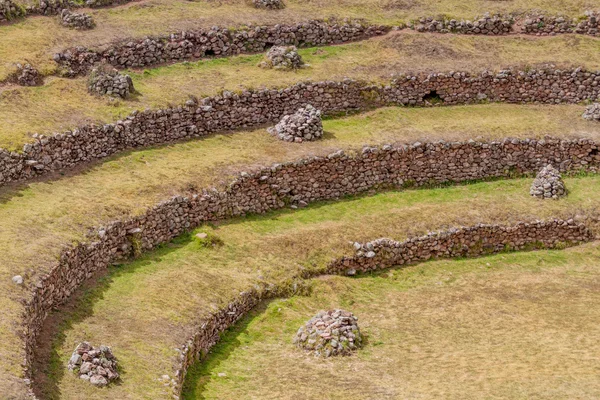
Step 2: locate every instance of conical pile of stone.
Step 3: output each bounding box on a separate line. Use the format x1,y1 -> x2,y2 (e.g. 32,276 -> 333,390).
14,64 -> 42,86
88,64 -> 134,98
60,9 -> 95,30
259,46 -> 304,70
268,104 -> 323,143
583,103 -> 600,121
252,0 -> 284,9
530,164 -> 567,199
293,309 -> 362,357
68,342 -> 119,387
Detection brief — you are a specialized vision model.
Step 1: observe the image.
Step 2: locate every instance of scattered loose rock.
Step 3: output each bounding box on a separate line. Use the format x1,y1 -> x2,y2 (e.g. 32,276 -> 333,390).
67,342 -> 119,387
252,0 -> 284,10
60,8 -> 94,29
13,64 -> 43,86
259,45 -> 305,70
268,104 -> 323,143
583,103 -> 600,121
88,64 -> 134,98
530,164 -> 567,199
294,309 -> 363,357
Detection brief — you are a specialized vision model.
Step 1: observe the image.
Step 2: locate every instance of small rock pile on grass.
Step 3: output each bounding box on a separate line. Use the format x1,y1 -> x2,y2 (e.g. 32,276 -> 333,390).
60,8 -> 95,29
294,309 -> 362,357
268,104 -> 323,143
583,103 -> 600,121
68,342 -> 119,387
14,63 -> 42,86
252,0 -> 284,9
88,65 -> 134,98
530,164 -> 567,199
259,46 -> 304,70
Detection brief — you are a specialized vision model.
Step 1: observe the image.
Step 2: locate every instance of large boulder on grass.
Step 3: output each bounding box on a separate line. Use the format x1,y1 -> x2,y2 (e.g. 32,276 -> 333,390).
68,342 -> 119,387
530,164 -> 567,199
259,46 -> 304,70
88,64 -> 134,98
294,309 -> 363,357
583,103 -> 600,122
268,104 -> 323,143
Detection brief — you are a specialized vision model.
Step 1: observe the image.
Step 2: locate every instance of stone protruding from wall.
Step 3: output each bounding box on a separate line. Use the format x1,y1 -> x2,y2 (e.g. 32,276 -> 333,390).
268,104 -> 323,142
68,342 -> 119,387
294,309 -> 362,357
54,20 -> 390,75
583,103 -> 600,121
252,0 -> 284,9
60,8 -> 94,29
88,65 -> 134,98
259,45 -> 304,70
530,165 -> 567,199
523,11 -> 599,36
13,64 -> 43,86
329,220 -> 592,276
411,13 -> 514,34
0,0 -> 24,22
3,67 -> 600,188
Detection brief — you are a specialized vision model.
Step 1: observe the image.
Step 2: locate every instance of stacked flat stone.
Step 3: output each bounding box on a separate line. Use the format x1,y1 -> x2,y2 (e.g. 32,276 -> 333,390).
67,342 -> 119,387
88,66 -> 134,98
0,0 -> 25,22
294,309 -> 362,357
524,11 -> 599,36
252,0 -> 284,9
14,64 -> 42,86
530,164 -> 566,199
412,13 -> 513,34
259,46 -> 304,69
268,104 -> 323,142
60,8 -> 94,29
583,103 -> 600,121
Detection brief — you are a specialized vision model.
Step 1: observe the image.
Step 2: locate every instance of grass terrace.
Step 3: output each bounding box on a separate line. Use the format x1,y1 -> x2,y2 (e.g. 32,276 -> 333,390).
182,242 -> 600,399
34,177 -> 600,398
0,104 -> 599,396
1,33 -> 600,149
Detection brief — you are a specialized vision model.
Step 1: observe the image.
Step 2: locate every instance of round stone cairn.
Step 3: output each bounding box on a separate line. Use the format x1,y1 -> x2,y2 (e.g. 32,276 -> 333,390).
68,342 -> 119,387
60,9 -> 95,30
530,164 -> 567,199
88,64 -> 134,99
259,46 -> 305,70
294,309 -> 363,357
252,0 -> 284,9
583,103 -> 600,121
267,104 -> 323,143
14,63 -> 42,86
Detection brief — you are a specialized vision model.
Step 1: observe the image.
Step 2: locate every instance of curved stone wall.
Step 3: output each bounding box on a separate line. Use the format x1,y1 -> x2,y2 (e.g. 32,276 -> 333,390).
172,219 -> 594,396
2,66 -> 600,188
55,20 -> 391,76
21,137 -> 600,396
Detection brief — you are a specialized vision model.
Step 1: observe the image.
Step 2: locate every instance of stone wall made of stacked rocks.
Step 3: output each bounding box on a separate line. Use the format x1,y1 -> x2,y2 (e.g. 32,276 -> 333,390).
1,0 -> 135,24
20,137 -> 600,396
522,11 -> 599,36
410,14 -> 514,35
2,67 -> 600,188
53,20 -> 390,76
0,0 -> 25,22
328,220 -> 593,275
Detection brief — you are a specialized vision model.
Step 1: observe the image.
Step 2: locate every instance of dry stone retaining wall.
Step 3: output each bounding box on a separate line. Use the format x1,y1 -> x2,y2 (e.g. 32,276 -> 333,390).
2,67 -> 600,188
21,137 -> 600,396
1,0 -> 134,23
54,20 -> 390,76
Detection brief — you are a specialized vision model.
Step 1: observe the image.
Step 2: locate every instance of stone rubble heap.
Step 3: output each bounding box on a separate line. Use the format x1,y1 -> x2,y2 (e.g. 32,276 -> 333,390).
0,0 -> 24,22
252,0 -> 284,9
88,65 -> 134,98
32,0 -> 71,16
583,103 -> 600,121
259,45 -> 304,69
268,104 -> 323,142
530,164 -> 567,199
60,8 -> 94,29
14,64 -> 42,86
294,309 -> 362,357
411,13 -> 513,34
67,342 -> 119,387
